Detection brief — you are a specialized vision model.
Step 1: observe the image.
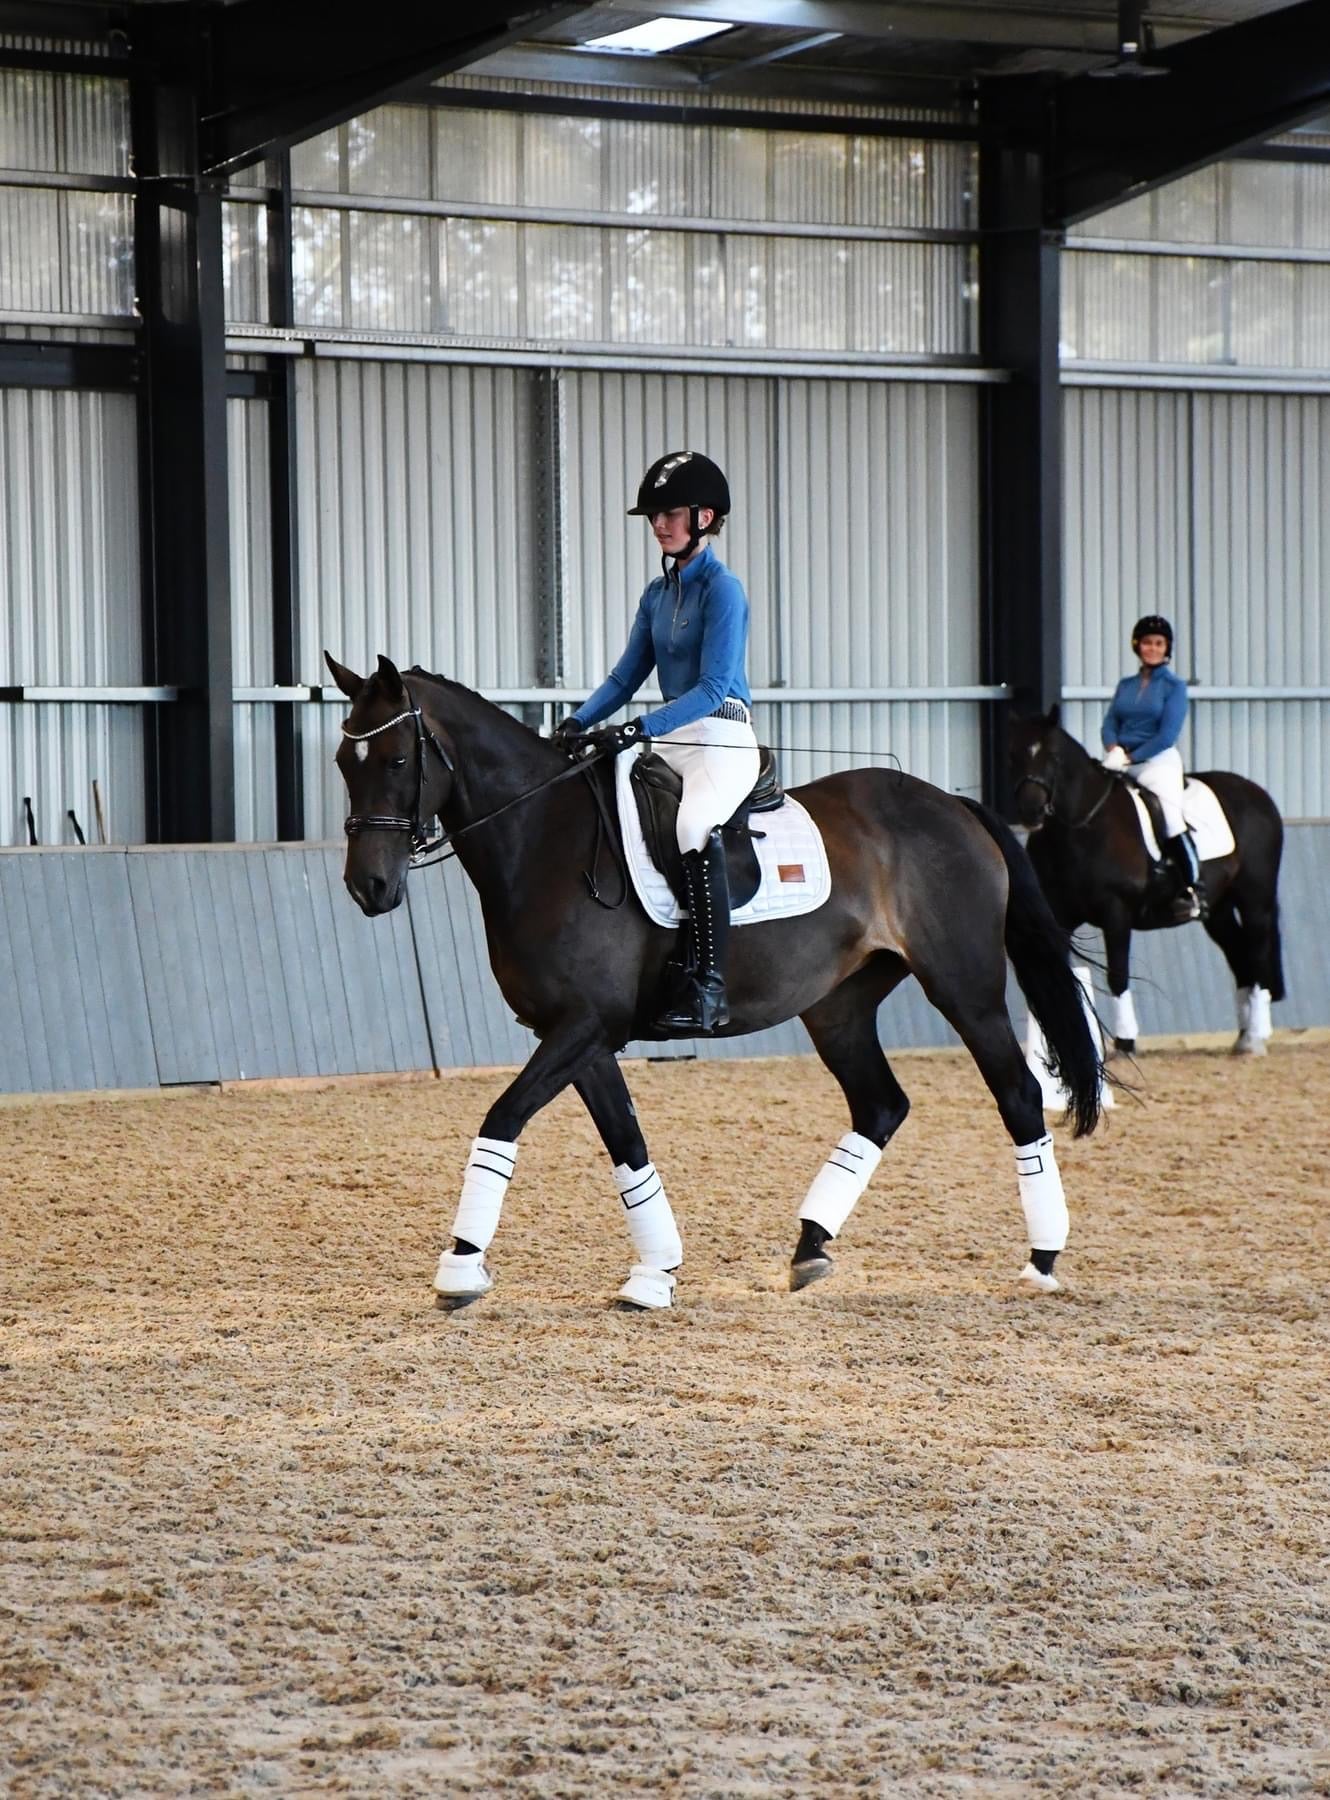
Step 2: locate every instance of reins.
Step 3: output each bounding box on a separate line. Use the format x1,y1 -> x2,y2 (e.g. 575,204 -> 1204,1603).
341,684 -> 629,896
1018,757 -> 1118,830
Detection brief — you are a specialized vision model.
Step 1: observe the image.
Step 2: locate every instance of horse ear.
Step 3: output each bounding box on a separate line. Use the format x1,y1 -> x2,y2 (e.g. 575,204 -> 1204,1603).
1047,702 -> 1061,727
324,652 -> 364,699
376,653 -> 406,697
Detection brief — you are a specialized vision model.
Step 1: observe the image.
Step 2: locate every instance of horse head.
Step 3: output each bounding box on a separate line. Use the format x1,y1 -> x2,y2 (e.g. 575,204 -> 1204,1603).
327,651 -> 456,915
1007,704 -> 1075,827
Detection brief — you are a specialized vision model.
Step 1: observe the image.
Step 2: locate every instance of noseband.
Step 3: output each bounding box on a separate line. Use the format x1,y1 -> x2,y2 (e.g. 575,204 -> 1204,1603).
341,684 -> 455,858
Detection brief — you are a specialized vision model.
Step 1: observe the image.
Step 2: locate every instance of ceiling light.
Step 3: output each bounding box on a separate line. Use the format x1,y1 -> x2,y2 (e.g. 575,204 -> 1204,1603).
584,17 -> 734,55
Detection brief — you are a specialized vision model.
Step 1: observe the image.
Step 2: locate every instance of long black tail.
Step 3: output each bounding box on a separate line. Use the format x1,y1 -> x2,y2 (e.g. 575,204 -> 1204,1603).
960,797 -> 1104,1137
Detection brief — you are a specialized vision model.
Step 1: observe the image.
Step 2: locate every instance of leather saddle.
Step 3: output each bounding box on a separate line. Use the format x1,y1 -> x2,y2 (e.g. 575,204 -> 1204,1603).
630,745 -> 784,910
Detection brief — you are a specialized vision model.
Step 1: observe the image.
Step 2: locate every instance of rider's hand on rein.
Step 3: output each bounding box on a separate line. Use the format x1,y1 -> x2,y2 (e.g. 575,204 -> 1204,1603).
550,716 -> 586,752
580,720 -> 645,758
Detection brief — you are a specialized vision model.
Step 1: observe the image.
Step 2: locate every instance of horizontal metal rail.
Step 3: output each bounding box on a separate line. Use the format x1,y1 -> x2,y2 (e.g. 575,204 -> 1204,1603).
274,187 -> 978,247
5,684 -> 1323,706
1064,686 -> 1330,702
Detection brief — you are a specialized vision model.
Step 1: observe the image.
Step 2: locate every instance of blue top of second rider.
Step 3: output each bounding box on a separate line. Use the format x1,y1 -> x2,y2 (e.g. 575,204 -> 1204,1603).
571,544 -> 752,740
1101,664 -> 1189,762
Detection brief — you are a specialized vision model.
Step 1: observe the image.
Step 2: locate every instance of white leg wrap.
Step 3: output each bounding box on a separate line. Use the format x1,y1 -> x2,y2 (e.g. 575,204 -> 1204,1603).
615,1162 -> 682,1270
448,1136 -> 516,1253
1236,986 -> 1252,1032
1015,1135 -> 1069,1252
798,1132 -> 884,1239
1109,988 -> 1140,1041
1251,986 -> 1272,1040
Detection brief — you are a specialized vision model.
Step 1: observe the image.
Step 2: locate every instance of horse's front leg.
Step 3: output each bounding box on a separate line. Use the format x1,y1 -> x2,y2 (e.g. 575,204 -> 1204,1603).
433,1016 -> 607,1308
1102,908 -> 1138,1053
575,1053 -> 683,1312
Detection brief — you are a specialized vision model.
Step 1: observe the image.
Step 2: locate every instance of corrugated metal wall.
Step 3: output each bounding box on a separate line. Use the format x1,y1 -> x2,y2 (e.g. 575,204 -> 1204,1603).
0,385 -> 145,845
1190,392 -> 1330,814
294,357 -> 541,837
558,369 -> 982,794
1064,386 -> 1330,817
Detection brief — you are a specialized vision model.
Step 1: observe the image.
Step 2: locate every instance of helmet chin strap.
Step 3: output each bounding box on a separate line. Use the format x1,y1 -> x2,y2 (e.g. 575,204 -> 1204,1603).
661,506 -> 704,582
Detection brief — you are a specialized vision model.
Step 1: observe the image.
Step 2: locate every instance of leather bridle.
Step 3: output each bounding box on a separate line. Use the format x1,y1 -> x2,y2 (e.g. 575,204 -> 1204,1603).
341,683 -> 455,859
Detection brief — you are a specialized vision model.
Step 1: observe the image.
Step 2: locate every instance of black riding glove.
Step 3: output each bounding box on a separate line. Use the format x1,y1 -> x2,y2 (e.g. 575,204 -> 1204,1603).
582,719 -> 646,757
550,716 -> 586,751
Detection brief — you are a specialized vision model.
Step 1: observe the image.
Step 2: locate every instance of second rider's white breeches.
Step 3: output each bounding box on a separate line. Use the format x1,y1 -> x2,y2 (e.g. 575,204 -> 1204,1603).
1129,745 -> 1186,838
650,716 -> 760,854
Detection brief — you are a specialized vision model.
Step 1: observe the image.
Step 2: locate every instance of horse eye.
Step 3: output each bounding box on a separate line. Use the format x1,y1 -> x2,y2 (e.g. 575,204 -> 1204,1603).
388,757 -> 408,770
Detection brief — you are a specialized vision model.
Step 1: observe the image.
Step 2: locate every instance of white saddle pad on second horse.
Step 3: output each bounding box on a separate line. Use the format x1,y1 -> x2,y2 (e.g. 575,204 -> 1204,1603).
615,746 -> 831,930
1127,777 -> 1236,863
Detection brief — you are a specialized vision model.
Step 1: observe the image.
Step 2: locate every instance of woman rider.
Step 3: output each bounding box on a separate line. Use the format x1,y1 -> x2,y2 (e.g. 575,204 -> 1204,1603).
1101,614 -> 1204,922
552,451 -> 758,1035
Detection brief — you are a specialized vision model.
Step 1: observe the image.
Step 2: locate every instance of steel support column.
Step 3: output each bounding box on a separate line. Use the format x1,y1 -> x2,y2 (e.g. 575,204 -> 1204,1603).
978,83 -> 1063,813
266,151 -> 304,839
132,24 -> 235,841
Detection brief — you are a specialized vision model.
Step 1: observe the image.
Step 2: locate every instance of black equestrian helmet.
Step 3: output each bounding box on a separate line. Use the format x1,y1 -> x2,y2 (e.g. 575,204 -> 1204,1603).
629,450 -> 731,518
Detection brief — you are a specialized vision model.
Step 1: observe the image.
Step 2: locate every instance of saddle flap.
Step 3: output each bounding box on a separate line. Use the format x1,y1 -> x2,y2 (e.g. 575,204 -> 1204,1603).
629,749 -> 762,910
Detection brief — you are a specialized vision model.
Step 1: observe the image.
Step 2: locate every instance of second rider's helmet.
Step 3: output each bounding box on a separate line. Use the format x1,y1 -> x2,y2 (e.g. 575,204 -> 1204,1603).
1131,614 -> 1174,656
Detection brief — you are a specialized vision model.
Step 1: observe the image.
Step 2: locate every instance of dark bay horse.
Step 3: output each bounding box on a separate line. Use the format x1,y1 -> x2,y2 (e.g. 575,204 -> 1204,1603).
1009,708 -> 1285,1056
328,653 -> 1103,1308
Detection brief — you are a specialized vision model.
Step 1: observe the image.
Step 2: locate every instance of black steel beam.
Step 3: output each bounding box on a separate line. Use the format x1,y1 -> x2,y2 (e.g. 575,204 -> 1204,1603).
131,14 -> 235,843
978,80 -> 1063,813
199,2 -> 592,177
266,151 -> 304,842
424,82 -> 976,140
1052,0 -> 1330,225
0,341 -> 137,390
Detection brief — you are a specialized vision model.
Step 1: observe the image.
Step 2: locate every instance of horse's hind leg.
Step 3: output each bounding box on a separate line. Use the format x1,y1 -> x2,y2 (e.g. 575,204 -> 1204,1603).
915,964 -> 1070,1294
574,1053 -> 683,1312
1205,887 -> 1274,1055
791,958 -> 911,1292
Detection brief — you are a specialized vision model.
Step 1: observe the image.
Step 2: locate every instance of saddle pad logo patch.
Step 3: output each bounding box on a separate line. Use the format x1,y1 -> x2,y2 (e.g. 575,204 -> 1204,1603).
778,863 -> 805,883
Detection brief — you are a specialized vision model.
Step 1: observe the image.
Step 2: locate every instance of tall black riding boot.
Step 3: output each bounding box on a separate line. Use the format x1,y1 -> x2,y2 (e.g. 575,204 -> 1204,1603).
653,829 -> 731,1036
1164,830 -> 1204,922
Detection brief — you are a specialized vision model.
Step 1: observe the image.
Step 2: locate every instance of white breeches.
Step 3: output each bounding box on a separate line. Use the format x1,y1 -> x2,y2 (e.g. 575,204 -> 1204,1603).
1128,745 -> 1185,838
650,715 -> 761,854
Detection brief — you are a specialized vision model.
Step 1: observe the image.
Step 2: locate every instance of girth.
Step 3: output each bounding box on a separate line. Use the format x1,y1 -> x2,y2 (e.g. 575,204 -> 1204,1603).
629,744 -> 784,910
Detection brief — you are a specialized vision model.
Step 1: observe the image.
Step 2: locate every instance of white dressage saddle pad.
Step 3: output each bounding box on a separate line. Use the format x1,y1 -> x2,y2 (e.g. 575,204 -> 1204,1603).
1128,777 -> 1236,863
615,746 -> 831,930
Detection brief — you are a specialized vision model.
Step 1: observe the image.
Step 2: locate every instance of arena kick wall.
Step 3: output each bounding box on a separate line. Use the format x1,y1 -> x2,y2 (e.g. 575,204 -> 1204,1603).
1,830 -> 1328,1095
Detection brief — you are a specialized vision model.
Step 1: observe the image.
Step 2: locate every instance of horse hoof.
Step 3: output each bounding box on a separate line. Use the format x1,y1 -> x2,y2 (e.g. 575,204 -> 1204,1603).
434,1291 -> 486,1312
1232,1033 -> 1267,1057
1018,1261 -> 1061,1294
614,1266 -> 676,1311
1112,1037 -> 1136,1056
790,1254 -> 834,1292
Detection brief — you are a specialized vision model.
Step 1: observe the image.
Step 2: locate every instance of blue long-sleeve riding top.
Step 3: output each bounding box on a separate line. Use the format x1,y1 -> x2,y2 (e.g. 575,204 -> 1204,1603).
570,545 -> 752,739
1101,663 -> 1189,762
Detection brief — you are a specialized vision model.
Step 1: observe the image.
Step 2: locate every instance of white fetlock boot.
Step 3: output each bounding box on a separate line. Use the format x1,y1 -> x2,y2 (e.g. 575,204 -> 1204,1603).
612,1162 -> 682,1311
433,1137 -> 515,1307
1014,1133 -> 1069,1294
